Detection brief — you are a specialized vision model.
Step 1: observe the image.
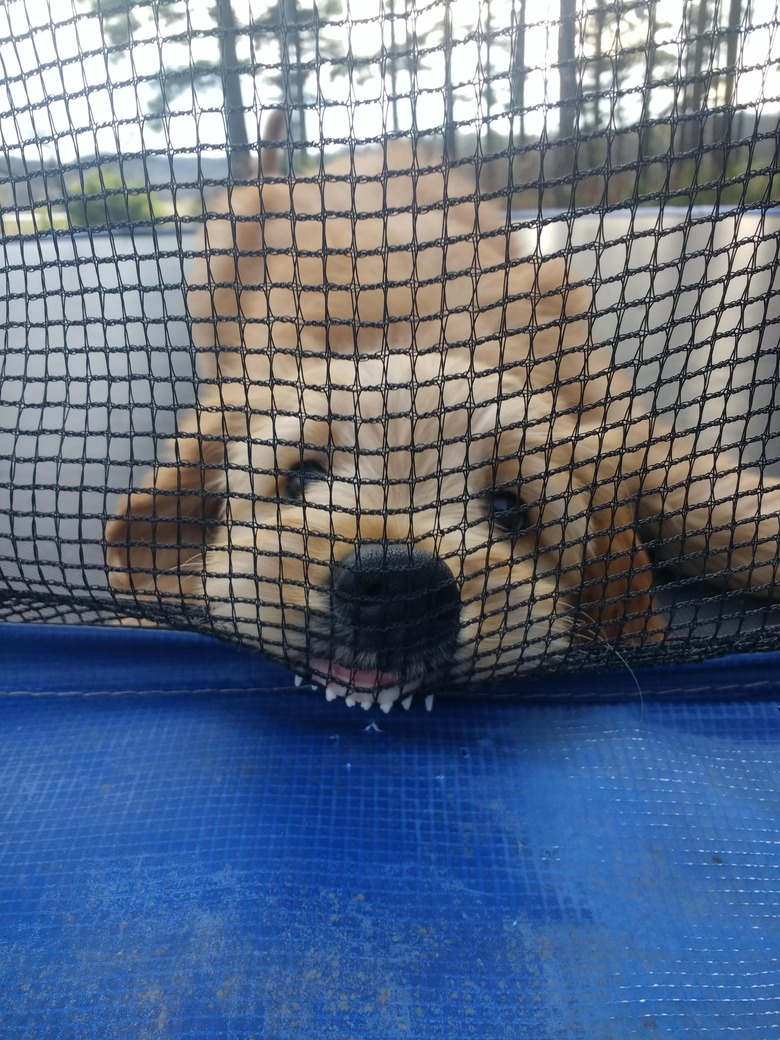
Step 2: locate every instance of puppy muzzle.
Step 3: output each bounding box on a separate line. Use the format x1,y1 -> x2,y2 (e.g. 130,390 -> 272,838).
309,542 -> 461,685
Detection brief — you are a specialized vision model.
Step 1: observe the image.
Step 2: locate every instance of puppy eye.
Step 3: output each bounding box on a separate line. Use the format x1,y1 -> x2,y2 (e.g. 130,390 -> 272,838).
282,461 -> 328,501
487,487 -> 530,536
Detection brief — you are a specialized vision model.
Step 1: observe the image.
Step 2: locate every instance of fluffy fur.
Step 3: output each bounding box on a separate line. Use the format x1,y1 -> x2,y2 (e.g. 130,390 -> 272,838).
105,139 -> 780,708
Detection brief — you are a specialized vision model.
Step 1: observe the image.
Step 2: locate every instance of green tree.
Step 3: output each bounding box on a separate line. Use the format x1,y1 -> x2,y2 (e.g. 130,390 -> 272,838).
65,167 -> 158,227
312,0 -> 433,141
664,0 -> 748,186
82,0 -> 257,176
98,0 -> 344,171
249,0 -> 325,160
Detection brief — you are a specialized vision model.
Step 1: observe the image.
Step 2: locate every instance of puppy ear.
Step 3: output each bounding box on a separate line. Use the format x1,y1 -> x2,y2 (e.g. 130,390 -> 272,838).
578,498 -> 665,643
187,181 -> 294,365
105,424 -> 225,597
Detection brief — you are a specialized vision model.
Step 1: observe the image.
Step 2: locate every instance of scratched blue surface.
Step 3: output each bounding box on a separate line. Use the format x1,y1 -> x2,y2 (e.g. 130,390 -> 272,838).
1,623 -> 779,1039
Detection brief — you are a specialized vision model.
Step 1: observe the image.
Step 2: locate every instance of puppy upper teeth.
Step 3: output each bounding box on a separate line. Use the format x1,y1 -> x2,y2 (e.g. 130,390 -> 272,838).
313,668 -> 429,714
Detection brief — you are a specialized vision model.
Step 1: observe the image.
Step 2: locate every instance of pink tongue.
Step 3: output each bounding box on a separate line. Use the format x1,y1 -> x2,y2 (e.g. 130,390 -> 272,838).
314,659 -> 398,690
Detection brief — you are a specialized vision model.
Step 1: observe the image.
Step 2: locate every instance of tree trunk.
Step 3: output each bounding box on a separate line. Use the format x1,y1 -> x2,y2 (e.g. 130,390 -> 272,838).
216,0 -> 251,178
722,0 -> 743,147
443,0 -> 456,155
387,0 -> 399,133
558,0 -> 578,142
278,0 -> 307,163
510,0 -> 526,143
556,0 -> 578,204
636,0 -> 658,192
687,0 -> 711,154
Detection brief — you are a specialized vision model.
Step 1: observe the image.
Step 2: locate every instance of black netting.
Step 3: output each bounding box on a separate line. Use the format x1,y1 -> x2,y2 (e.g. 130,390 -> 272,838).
2,0 -> 780,704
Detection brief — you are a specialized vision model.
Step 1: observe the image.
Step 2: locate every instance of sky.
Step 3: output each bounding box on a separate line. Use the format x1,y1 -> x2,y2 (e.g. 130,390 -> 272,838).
0,0 -> 778,165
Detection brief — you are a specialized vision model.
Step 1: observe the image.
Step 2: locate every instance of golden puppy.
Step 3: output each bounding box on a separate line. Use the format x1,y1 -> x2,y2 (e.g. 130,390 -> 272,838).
105,138 -> 780,709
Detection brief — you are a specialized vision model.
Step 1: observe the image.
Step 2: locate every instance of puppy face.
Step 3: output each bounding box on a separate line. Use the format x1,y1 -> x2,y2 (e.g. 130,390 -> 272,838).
107,346 -> 661,707
105,144 -> 663,707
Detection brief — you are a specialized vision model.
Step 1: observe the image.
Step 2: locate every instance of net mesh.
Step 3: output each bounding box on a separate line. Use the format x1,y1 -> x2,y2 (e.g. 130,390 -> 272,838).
2,0 -> 780,697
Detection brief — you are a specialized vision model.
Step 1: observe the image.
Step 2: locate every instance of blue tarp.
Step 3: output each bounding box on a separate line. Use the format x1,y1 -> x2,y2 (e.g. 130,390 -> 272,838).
1,622 -> 779,1038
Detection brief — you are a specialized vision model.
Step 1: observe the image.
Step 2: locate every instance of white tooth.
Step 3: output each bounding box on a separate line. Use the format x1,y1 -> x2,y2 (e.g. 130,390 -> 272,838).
294,674 -> 304,687
359,699 -> 372,711
379,701 -> 394,714
378,686 -> 401,706
325,687 -> 339,702
344,695 -> 357,708
425,695 -> 434,712
402,696 -> 413,711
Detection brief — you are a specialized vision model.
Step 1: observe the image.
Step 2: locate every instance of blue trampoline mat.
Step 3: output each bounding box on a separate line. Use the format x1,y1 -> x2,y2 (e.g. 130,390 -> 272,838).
1,623 -> 779,1039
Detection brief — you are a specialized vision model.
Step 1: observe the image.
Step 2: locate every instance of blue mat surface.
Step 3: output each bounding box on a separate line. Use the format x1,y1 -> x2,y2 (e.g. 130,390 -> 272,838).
2,623 -> 779,1039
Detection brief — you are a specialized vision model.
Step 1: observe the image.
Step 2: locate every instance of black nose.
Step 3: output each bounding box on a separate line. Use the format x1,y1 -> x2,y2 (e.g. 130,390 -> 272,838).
331,544 -> 460,669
